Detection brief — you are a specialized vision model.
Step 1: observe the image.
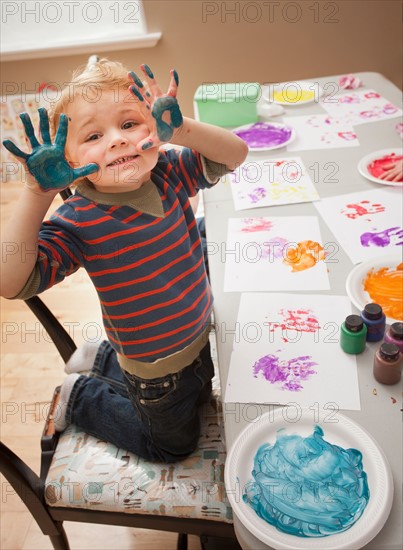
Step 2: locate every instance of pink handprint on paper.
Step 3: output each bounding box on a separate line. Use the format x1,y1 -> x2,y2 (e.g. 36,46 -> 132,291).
364,92 -> 381,99
268,308 -> 321,334
341,200 -> 385,219
337,131 -> 357,141
383,103 -> 398,115
240,218 -> 273,233
360,103 -> 398,120
360,110 -> 378,119
340,95 -> 360,104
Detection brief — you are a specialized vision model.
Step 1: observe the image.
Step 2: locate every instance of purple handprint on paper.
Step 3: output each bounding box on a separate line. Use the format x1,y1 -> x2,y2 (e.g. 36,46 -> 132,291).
247,187 -> 266,203
252,353 -> 317,392
360,227 -> 403,248
260,237 -> 289,260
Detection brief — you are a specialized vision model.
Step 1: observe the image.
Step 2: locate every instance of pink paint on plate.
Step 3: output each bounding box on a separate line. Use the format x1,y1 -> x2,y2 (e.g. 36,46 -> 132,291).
367,153 -> 403,182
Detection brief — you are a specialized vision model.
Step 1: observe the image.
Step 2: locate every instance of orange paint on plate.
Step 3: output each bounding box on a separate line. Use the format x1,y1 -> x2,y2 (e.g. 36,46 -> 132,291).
363,262 -> 403,320
283,241 -> 326,272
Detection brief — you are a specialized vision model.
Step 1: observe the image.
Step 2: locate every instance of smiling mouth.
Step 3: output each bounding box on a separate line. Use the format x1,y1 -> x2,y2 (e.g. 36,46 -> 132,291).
107,155 -> 139,167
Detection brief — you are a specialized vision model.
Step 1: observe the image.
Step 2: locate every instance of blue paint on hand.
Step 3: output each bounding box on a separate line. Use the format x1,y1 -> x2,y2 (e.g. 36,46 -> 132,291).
129,71 -> 144,88
152,96 -> 183,142
173,70 -> 179,86
2,108 -> 98,190
143,64 -> 154,79
141,141 -> 153,150
130,86 -> 144,102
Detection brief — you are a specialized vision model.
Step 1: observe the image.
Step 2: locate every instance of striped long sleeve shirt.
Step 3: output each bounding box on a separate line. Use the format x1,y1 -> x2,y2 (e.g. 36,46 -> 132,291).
19,148 -> 221,371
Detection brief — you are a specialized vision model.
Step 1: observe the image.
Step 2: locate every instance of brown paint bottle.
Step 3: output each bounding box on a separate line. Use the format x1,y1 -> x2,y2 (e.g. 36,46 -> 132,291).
373,343 -> 402,385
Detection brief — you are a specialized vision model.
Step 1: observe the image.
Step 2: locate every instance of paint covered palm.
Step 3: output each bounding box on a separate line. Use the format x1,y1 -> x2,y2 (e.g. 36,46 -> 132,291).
151,95 -> 183,143
25,144 -> 84,190
129,64 -> 183,151
2,108 -> 98,191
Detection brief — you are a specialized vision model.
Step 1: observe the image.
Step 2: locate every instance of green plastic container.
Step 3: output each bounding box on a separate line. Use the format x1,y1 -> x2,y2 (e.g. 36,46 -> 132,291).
193,82 -> 260,127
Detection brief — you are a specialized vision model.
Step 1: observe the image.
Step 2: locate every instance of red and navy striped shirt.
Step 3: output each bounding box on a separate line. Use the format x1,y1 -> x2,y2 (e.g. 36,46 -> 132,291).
34,148 -> 215,362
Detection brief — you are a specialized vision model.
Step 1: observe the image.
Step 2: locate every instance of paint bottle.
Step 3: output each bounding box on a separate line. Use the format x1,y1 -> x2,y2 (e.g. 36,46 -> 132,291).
384,322 -> 403,354
373,342 -> 402,385
340,315 -> 367,354
360,303 -> 386,342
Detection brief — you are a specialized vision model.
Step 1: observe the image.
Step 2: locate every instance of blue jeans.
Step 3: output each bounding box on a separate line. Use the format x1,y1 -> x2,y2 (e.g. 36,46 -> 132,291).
65,340 -> 214,462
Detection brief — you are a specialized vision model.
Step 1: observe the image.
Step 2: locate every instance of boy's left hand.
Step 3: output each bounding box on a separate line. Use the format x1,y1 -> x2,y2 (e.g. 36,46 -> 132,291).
128,64 -> 183,152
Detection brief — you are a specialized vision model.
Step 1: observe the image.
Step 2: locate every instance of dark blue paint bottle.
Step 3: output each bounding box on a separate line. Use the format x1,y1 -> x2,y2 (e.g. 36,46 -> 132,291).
361,303 -> 386,342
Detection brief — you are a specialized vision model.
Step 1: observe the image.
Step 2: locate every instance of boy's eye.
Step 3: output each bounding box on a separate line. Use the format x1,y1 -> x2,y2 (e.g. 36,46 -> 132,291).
86,133 -> 100,142
122,121 -> 138,129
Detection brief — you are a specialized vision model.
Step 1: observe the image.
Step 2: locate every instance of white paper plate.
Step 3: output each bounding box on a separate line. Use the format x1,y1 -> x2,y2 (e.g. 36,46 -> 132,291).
262,81 -> 323,105
225,408 -> 393,550
232,122 -> 296,151
358,149 -> 403,186
346,253 -> 403,324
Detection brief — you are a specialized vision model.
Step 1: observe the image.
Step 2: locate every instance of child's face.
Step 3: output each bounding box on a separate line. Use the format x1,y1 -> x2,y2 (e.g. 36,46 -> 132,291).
65,89 -> 158,192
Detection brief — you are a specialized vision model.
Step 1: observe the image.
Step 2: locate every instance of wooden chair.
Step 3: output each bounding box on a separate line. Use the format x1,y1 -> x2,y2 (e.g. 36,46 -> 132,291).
0,288 -> 239,550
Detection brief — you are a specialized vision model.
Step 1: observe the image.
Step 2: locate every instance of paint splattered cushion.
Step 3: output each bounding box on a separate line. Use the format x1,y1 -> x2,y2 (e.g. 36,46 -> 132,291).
44,391 -> 233,523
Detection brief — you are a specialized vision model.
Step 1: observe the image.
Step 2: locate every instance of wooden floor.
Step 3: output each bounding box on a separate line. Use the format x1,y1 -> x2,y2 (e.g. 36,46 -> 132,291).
0,180 -> 202,549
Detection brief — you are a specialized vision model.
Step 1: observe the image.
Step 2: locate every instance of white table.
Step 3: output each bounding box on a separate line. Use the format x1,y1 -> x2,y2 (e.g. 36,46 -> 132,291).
201,72 -> 402,549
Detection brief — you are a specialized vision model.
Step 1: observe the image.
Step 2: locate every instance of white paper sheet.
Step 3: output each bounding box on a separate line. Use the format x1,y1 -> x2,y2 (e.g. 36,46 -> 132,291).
224,293 -> 361,411
283,114 -> 359,151
320,89 -> 402,125
314,188 -> 403,264
229,157 -> 320,210
223,216 -> 331,291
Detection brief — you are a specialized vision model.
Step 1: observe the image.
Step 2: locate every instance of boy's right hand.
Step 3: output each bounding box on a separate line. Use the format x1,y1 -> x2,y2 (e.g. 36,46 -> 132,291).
2,108 -> 98,192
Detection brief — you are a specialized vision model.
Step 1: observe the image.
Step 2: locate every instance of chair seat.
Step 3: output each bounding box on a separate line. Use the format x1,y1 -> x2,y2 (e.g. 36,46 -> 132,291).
45,391 -> 233,523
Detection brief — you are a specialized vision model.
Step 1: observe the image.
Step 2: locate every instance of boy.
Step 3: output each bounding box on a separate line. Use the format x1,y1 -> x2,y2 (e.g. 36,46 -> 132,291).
1,60 -> 248,462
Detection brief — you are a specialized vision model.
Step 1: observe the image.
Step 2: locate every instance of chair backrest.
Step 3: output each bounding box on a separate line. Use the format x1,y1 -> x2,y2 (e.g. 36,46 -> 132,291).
25,296 -> 76,363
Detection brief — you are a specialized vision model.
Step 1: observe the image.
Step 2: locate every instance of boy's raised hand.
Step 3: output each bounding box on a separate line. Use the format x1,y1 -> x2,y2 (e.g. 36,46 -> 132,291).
2,108 -> 98,191
128,64 -> 183,152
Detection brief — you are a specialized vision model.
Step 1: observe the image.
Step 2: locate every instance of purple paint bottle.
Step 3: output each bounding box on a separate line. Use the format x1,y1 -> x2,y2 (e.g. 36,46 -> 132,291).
384,322 -> 403,354
360,303 -> 386,342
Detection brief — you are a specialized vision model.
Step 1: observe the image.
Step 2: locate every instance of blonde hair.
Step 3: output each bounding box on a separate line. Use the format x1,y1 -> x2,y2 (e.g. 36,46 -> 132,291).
49,58 -> 135,138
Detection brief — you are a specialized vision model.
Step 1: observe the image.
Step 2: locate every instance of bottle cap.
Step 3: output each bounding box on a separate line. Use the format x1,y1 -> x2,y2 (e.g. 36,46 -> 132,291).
379,342 -> 400,362
363,303 -> 383,320
390,322 -> 403,341
345,314 -> 364,332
